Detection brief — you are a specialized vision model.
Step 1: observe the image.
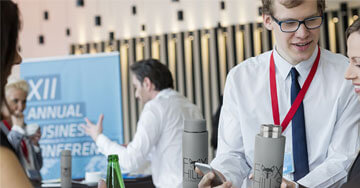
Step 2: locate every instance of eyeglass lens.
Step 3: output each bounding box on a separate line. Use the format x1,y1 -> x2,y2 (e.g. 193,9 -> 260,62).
281,16 -> 322,32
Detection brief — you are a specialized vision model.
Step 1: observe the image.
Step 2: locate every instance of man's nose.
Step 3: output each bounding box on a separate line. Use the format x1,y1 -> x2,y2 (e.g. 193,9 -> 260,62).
295,23 -> 310,38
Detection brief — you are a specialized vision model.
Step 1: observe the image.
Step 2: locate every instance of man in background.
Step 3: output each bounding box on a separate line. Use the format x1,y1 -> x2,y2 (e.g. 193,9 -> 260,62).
83,59 -> 202,188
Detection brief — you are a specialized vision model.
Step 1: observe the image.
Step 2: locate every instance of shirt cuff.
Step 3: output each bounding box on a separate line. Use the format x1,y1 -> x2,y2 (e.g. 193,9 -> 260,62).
297,170 -> 347,188
96,134 -> 108,147
12,125 -> 25,135
33,145 -> 41,153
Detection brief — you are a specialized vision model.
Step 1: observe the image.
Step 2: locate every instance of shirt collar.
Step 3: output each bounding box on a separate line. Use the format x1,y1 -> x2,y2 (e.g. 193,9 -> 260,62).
273,45 -> 319,81
154,88 -> 173,99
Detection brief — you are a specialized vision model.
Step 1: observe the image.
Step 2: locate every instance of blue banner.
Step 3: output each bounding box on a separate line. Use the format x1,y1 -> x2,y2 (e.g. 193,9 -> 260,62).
20,52 -> 123,180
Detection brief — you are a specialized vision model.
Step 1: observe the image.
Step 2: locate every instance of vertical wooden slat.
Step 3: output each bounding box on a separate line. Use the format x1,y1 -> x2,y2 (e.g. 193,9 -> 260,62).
120,40 -> 130,143
136,38 -> 144,61
210,28 -> 222,159
235,26 -> 245,63
201,30 -> 213,160
319,21 -> 327,49
244,24 -> 253,59
193,30 -> 204,113
128,38 -> 137,139
135,38 -> 144,118
217,29 -> 226,97
176,32 -> 186,96
184,32 -> 195,103
151,36 -> 160,60
254,23 -> 262,56
337,10 -> 346,55
328,12 -> 337,53
168,34 -> 177,91
226,26 -> 236,70
144,36 -> 151,59
160,34 -> 168,65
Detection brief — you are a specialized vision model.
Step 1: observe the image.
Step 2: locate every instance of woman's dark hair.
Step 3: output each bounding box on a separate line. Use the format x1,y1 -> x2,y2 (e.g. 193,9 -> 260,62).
1,0 -> 21,105
130,59 -> 174,91
346,18 -> 360,40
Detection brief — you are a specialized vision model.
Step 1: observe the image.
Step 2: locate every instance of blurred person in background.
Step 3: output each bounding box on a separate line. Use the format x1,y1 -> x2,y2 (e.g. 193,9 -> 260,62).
0,0 -> 33,187
1,79 -> 43,186
83,59 -> 203,188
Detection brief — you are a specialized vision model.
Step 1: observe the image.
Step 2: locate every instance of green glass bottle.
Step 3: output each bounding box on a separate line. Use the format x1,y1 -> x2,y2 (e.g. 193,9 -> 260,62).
106,154 -> 126,188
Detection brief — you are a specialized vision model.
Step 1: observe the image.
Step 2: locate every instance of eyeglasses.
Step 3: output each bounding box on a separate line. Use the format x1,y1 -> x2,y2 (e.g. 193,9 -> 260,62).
271,15 -> 323,33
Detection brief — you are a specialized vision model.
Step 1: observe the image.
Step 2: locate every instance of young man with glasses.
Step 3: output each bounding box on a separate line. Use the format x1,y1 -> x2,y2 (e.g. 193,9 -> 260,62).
198,0 -> 360,188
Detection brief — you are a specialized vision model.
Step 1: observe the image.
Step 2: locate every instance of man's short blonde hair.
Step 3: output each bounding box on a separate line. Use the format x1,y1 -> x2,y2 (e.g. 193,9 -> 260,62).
5,78 -> 29,95
262,0 -> 326,15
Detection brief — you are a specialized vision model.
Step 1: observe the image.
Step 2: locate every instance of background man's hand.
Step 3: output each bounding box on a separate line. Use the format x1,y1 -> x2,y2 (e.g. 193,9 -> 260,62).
196,167 -> 232,188
10,112 -> 24,127
29,128 -> 41,146
81,114 -> 104,141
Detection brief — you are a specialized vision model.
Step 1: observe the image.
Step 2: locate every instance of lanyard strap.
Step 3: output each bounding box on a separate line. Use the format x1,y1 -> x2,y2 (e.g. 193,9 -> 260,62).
270,46 -> 321,132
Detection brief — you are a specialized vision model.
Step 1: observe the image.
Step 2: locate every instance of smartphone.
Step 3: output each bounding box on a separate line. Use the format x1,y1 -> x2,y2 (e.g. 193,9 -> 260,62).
195,162 -> 225,186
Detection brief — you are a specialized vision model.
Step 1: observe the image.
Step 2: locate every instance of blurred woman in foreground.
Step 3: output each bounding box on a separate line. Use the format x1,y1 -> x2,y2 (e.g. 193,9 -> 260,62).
342,18 -> 360,188
0,0 -> 33,187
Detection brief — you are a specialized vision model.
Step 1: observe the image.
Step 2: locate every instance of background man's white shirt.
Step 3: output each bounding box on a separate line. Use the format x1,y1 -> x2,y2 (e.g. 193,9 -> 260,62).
96,88 -> 203,188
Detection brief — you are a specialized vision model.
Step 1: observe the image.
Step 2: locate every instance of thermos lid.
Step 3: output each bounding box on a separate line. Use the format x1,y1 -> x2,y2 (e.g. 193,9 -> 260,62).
61,150 -> 71,156
260,124 -> 282,138
184,119 -> 207,132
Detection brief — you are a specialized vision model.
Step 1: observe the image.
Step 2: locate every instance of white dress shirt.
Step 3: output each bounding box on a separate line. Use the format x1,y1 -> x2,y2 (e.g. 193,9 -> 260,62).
211,46 -> 360,188
96,88 -> 202,188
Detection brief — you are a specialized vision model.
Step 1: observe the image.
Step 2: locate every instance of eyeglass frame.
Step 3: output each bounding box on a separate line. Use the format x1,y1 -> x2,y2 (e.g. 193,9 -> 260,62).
270,14 -> 324,33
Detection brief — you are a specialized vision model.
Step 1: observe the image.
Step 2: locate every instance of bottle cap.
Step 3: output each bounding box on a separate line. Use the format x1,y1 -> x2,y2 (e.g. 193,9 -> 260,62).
260,124 -> 282,138
61,150 -> 71,156
184,119 -> 207,133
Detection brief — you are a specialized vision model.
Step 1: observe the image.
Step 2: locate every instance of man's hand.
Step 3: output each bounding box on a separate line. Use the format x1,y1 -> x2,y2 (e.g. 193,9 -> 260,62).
10,112 -> 24,127
196,167 -> 232,188
97,179 -> 106,188
81,114 -> 104,141
281,178 -> 298,188
29,128 -> 41,146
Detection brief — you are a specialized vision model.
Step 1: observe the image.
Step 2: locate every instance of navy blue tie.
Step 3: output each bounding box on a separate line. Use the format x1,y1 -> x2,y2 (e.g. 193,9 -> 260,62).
290,68 -> 309,181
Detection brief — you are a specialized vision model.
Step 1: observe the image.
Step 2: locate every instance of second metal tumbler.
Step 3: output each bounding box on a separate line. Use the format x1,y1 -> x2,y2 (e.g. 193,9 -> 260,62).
253,124 -> 286,188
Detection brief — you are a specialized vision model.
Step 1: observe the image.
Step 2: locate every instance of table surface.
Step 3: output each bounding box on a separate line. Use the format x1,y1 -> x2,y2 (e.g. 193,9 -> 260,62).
41,175 -> 155,188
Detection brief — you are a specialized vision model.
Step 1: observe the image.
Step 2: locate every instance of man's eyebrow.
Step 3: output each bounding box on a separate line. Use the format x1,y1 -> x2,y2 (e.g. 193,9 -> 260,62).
278,13 -> 320,21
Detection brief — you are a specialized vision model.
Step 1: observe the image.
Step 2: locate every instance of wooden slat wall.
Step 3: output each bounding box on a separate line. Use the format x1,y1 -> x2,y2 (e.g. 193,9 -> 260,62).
71,6 -> 360,160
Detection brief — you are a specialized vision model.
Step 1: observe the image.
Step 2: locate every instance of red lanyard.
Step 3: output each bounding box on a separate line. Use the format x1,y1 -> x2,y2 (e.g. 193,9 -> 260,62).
2,120 -> 30,163
270,46 -> 321,132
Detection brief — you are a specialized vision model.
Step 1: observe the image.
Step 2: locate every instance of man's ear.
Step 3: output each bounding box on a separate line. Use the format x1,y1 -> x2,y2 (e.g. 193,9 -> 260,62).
263,14 -> 273,31
143,77 -> 153,91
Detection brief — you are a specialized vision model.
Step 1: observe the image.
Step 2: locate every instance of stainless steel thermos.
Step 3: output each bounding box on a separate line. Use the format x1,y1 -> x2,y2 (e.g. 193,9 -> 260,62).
61,150 -> 72,188
253,124 -> 286,188
182,119 -> 208,188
